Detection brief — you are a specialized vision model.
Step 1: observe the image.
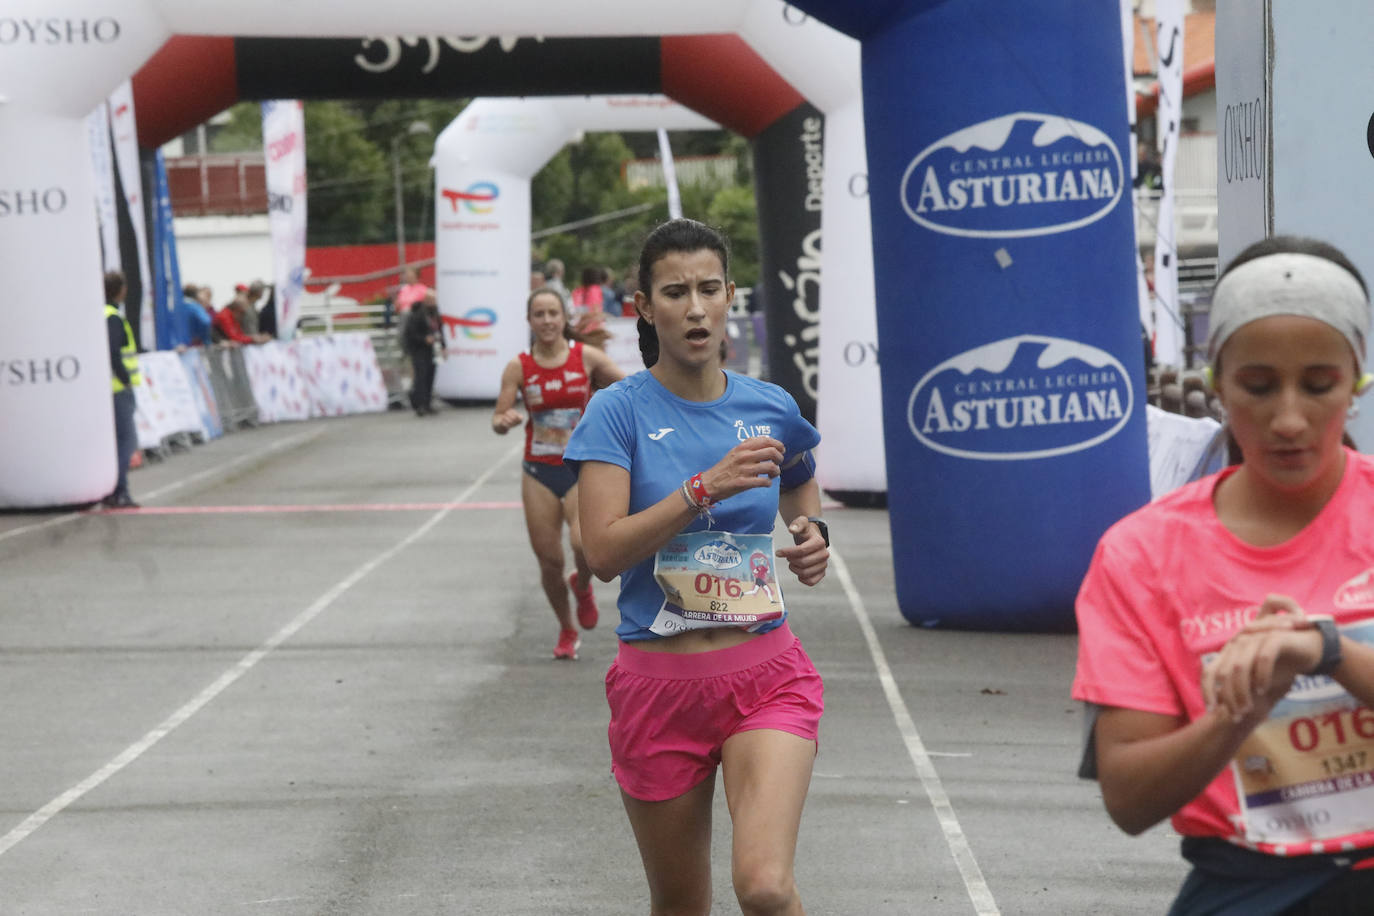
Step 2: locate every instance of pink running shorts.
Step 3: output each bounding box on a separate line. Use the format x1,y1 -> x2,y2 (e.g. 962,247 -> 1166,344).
605,622 -> 824,802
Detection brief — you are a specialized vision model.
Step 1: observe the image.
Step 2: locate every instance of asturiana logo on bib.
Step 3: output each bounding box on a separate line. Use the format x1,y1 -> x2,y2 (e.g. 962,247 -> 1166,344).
900,112 -> 1124,238
907,335 -> 1133,461
694,540 -> 743,570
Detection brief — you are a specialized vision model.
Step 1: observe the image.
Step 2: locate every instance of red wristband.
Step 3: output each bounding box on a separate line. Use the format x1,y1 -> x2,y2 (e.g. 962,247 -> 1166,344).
687,472 -> 715,508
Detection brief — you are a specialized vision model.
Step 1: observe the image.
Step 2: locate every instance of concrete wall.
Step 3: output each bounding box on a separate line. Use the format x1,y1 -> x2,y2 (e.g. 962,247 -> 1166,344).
173,215 -> 271,305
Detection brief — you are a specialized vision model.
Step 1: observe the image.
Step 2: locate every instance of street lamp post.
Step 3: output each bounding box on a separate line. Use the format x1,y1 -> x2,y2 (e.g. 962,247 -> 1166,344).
392,120 -> 433,274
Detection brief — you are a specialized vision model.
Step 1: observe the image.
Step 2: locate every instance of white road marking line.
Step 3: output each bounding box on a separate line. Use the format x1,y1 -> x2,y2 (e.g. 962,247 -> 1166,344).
139,428 -> 325,502
831,548 -> 1001,916
0,428 -> 322,545
0,510 -> 81,545
0,444 -> 520,859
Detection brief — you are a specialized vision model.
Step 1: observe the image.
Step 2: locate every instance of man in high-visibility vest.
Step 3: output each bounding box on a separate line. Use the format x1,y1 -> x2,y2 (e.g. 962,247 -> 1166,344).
104,271 -> 141,509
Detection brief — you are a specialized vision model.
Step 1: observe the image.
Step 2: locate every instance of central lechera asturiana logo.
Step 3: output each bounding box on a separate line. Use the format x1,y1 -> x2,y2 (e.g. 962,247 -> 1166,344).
900,112 -> 1124,239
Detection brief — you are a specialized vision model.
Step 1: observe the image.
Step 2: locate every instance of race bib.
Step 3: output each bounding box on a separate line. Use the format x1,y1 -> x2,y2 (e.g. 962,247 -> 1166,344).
530,407 -> 579,457
1228,619 -> 1374,845
650,531 -> 785,637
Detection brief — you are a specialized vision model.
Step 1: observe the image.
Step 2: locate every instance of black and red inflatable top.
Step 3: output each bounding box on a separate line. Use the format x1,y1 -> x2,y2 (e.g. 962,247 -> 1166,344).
131,34 -> 805,147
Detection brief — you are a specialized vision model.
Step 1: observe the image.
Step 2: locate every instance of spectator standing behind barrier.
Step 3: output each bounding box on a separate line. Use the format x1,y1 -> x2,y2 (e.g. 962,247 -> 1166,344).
1074,236 -> 1374,914
196,285 -> 217,323
570,265 -> 610,350
394,267 -> 429,314
403,290 -> 442,416
618,264 -> 640,317
257,283 -> 278,339
213,293 -> 271,346
103,271 -> 141,509
542,258 -> 569,303
564,219 -> 829,915
176,283 -> 213,348
241,280 -> 266,336
604,266 -> 626,314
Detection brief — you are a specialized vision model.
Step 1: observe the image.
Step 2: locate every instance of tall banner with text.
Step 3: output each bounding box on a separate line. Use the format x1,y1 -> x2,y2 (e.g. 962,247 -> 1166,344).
753,102 -> 825,424
87,102 -> 122,273
150,150 -> 183,352
861,0 -> 1150,629
1152,0 -> 1186,367
262,100 -> 307,340
109,80 -> 153,351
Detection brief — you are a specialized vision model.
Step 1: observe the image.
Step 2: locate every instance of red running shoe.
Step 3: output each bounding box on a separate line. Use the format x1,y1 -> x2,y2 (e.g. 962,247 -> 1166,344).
553,628 -> 581,660
569,571 -> 599,630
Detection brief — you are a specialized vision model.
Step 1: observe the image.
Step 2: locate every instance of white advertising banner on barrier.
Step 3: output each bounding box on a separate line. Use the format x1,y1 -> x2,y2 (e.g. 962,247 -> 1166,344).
108,80 -> 155,349
136,351 -> 208,440
296,334 -> 389,416
179,349 -> 224,439
242,341 -> 312,423
87,102 -> 122,272
1152,0 -> 1186,368
262,100 -> 308,339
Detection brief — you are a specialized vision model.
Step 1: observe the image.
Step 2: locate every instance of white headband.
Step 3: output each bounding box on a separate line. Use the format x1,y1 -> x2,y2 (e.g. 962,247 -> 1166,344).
1208,252 -> 1370,370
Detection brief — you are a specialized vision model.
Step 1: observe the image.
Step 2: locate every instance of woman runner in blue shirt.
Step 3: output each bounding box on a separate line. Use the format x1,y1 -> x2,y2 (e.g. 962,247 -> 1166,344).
565,219 -> 830,915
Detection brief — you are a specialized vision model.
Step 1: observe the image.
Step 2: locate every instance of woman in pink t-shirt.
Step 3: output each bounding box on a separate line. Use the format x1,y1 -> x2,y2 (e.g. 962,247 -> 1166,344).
1074,236 -> 1374,914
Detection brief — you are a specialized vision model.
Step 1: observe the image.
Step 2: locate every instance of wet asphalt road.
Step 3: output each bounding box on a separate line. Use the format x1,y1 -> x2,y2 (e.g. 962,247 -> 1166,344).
0,407 -> 1181,914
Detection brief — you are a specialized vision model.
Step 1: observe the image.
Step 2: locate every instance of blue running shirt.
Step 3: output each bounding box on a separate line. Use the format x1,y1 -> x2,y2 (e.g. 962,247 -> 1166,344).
564,370 -> 821,641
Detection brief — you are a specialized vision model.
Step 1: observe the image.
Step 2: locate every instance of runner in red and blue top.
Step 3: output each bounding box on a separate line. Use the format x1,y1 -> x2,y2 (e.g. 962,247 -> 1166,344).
493,287 -> 626,660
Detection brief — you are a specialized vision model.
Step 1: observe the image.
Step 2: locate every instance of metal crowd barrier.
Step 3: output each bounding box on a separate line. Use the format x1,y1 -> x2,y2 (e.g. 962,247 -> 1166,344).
203,345 -> 260,430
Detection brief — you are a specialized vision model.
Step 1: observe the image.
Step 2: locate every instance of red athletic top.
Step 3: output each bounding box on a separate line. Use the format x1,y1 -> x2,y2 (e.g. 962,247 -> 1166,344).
520,341 -> 591,465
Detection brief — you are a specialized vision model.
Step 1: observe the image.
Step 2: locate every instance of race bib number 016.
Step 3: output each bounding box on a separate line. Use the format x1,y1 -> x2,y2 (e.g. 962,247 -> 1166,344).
1229,619 -> 1374,846
650,531 -> 784,637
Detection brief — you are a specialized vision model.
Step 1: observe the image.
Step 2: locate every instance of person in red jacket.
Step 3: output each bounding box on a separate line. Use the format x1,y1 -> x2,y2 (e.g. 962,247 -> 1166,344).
213,293 -> 270,345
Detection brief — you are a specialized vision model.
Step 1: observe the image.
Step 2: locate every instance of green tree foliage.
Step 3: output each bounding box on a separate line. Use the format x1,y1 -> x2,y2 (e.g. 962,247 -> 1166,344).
299,102 -> 389,246
532,131 -> 759,291
706,184 -> 760,288
204,101 -> 758,279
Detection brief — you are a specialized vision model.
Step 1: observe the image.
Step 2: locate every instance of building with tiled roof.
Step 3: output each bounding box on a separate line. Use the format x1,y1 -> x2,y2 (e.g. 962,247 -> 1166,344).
1130,3 -> 1218,259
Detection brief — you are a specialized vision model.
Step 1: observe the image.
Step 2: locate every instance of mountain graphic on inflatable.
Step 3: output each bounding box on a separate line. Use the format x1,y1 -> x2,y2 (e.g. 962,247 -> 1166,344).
903,113 -> 1123,237
922,117 -> 1113,176
922,338 -> 1118,398
909,336 -> 1132,460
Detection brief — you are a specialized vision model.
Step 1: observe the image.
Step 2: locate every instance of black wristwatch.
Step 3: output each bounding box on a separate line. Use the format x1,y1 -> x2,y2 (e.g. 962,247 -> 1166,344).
806,517 -> 829,547
1309,617 -> 1343,676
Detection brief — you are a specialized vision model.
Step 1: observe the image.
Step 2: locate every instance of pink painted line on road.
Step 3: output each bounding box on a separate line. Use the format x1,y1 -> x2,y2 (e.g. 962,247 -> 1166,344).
89,501 -> 523,515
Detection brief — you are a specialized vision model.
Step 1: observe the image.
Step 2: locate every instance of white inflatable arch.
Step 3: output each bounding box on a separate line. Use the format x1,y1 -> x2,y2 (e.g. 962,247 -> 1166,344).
0,0 -> 877,507
428,96 -> 716,400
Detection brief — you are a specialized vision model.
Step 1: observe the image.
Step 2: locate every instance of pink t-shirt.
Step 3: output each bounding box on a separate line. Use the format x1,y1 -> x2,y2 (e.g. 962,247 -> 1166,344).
395,283 -> 429,311
1074,448 -> 1374,856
